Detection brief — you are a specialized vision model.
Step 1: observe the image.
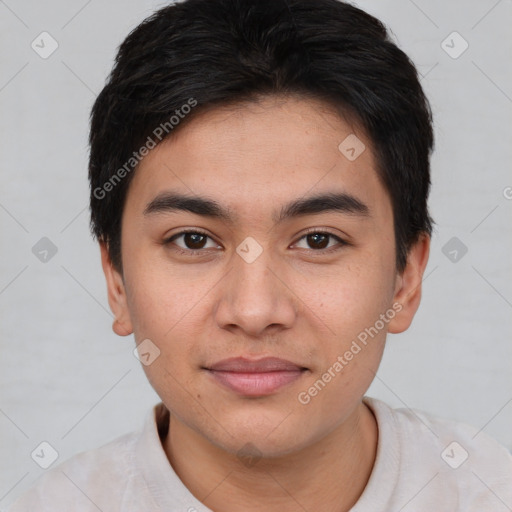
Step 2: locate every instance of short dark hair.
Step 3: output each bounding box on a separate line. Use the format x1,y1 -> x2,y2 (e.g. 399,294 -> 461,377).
89,0 -> 434,273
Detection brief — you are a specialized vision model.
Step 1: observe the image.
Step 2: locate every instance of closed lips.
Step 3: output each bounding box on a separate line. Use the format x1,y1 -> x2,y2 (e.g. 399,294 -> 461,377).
206,357 -> 307,372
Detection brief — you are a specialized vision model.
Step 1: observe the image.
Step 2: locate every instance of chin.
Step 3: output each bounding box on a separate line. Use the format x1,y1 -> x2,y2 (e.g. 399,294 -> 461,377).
218,431 -> 311,461
205,411 -> 322,460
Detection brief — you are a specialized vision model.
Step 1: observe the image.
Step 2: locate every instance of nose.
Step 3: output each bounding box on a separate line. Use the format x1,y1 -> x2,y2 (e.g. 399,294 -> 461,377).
213,241 -> 298,338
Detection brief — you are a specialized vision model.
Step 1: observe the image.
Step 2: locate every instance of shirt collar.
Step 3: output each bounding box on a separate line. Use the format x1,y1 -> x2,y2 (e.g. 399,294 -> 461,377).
134,397 -> 398,511
135,402 -> 213,512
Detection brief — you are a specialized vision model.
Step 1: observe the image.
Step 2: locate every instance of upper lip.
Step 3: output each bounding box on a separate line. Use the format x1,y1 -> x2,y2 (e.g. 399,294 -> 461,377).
206,357 -> 306,373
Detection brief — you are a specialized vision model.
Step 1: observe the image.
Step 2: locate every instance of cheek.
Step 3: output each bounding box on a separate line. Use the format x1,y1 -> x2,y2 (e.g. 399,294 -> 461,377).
123,244 -> 212,338
297,259 -> 395,340
292,263 -> 393,426
124,269 -> 204,397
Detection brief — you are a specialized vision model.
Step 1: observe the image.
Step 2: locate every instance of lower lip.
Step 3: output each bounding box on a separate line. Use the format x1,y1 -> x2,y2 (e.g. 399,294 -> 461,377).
207,370 -> 304,396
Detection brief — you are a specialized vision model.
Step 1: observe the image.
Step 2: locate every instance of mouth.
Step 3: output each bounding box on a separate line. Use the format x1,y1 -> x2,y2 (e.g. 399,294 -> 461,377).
203,357 -> 308,397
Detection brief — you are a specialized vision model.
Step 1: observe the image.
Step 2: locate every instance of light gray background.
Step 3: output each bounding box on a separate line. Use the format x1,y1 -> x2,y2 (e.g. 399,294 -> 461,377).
1,0 -> 511,507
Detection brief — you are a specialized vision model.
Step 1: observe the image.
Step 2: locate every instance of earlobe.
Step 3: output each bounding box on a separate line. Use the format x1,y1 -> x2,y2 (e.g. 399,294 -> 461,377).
100,243 -> 134,337
388,234 -> 430,334
112,318 -> 133,337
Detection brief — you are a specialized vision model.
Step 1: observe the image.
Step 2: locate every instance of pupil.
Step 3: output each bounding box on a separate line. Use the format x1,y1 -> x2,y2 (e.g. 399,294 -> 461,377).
185,233 -> 206,249
308,233 -> 328,249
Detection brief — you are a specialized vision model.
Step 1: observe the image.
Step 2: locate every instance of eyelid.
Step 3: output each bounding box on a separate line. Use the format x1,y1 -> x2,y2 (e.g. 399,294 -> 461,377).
297,226 -> 348,240
166,227 -> 211,239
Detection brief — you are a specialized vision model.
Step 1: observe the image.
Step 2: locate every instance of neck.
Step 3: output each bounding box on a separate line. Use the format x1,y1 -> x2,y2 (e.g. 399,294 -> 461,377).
162,401 -> 378,512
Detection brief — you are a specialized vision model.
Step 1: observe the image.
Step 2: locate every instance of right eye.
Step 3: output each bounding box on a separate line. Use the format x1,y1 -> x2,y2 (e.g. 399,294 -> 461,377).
164,229 -> 222,255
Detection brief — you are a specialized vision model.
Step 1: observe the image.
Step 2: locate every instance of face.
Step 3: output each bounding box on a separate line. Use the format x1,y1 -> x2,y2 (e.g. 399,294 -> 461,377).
102,95 -> 429,458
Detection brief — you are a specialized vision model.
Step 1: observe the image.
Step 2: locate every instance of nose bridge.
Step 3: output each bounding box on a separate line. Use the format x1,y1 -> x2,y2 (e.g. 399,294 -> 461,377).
235,240 -> 274,293
232,236 -> 280,307
215,236 -> 296,335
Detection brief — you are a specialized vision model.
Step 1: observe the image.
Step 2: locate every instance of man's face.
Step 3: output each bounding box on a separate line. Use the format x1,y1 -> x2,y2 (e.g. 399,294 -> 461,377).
104,95 -> 420,457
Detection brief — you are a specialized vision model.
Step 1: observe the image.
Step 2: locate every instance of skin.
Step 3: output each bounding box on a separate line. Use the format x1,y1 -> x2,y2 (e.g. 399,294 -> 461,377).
101,94 -> 430,512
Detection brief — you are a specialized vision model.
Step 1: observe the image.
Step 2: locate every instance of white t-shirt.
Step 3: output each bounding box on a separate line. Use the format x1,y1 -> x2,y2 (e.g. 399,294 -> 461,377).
7,396 -> 512,511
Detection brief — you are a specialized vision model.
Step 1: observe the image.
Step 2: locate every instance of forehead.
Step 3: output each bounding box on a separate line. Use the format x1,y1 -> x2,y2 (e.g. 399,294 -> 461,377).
125,95 -> 392,224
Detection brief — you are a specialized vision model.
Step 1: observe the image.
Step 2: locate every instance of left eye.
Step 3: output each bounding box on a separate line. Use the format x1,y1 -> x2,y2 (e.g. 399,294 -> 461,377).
294,232 -> 344,251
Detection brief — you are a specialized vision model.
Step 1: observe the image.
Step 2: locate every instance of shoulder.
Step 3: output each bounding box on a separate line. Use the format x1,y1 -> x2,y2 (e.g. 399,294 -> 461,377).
364,396 -> 512,510
389,399 -> 512,468
7,430 -> 139,512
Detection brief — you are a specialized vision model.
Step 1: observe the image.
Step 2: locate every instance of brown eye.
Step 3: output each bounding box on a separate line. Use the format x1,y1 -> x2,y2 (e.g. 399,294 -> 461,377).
182,232 -> 207,249
165,230 -> 220,253
294,231 -> 347,252
306,233 -> 329,249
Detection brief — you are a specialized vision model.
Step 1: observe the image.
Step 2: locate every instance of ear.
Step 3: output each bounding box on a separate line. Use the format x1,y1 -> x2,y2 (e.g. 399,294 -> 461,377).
387,234 -> 430,334
100,242 -> 133,337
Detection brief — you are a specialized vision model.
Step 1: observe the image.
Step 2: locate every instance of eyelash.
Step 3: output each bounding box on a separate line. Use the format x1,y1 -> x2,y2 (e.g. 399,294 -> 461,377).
163,228 -> 348,256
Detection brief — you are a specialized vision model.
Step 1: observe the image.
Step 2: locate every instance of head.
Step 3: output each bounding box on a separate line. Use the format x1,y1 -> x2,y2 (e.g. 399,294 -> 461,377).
89,0 -> 433,458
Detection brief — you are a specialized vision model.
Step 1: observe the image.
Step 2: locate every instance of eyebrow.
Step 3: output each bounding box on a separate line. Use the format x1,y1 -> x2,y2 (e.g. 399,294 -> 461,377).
143,191 -> 370,224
